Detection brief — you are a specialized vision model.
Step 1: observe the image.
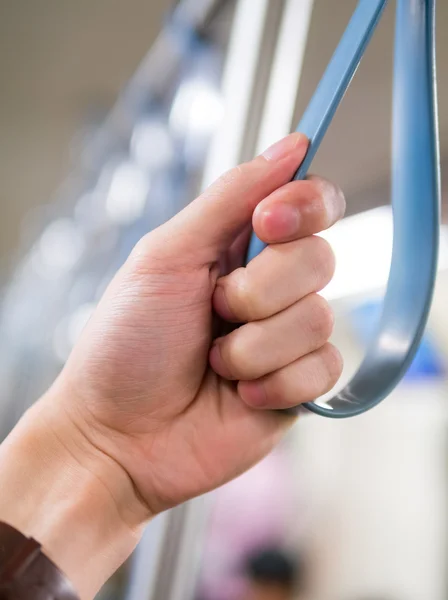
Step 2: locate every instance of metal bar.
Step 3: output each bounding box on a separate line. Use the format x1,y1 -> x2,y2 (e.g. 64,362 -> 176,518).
156,2 -> 319,597
124,1 -> 275,599
151,2 -> 277,598
123,513 -> 170,600
84,0 -> 223,168
164,497 -> 214,600
201,0 -> 271,188
156,1 -> 319,598
255,0 -> 315,154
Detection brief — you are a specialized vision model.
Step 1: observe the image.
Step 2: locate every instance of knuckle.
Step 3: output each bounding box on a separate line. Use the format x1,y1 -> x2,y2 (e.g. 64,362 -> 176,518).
129,231 -> 179,277
131,226 -> 172,263
132,232 -> 153,257
128,234 -> 157,275
306,294 -> 335,342
216,160 -> 253,191
218,164 -> 244,187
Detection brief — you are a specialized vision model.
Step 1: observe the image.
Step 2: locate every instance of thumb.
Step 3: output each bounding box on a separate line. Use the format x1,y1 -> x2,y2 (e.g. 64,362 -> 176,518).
149,133 -> 308,265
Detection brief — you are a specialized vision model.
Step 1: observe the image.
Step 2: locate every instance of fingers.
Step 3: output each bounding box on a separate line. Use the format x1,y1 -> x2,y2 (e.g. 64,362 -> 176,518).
205,162 -> 345,409
213,235 -> 335,322
143,133 -> 309,264
209,294 -> 334,381
238,343 -> 343,409
213,175 -> 344,323
252,175 -> 346,244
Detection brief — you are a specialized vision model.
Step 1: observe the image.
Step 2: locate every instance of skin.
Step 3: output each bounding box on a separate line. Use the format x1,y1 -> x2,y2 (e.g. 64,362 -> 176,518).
0,133 -> 345,599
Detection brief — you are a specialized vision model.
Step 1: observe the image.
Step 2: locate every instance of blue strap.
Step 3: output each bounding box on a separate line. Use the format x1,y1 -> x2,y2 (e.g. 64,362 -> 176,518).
246,0 -> 440,418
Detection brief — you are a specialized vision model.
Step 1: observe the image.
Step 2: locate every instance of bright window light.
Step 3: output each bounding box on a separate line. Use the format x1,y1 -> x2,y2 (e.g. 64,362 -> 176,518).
106,161 -> 150,225
33,218 -> 85,276
169,78 -> 224,139
131,119 -> 174,170
320,206 -> 448,301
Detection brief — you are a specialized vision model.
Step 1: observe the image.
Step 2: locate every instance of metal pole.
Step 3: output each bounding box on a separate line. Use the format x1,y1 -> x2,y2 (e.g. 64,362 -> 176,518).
123,1 -> 274,598
143,2 -> 317,599
255,0 -> 315,153
123,512 -> 170,600
201,0 -> 272,188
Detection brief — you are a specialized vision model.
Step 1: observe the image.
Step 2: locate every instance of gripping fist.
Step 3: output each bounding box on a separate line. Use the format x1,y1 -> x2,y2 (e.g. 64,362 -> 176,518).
51,133 -> 345,516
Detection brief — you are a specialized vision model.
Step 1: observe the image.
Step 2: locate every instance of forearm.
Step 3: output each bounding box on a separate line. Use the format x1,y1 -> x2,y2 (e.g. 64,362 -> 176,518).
0,392 -> 149,599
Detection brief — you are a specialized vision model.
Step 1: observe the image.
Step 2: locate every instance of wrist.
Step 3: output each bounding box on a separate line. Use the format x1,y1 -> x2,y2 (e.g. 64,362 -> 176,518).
0,393 -> 149,599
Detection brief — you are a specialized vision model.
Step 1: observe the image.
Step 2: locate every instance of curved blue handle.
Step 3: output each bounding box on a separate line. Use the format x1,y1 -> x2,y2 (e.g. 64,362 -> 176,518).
246,0 -> 440,418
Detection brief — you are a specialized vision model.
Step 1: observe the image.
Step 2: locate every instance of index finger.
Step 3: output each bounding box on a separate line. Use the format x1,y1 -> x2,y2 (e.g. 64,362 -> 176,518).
252,175 -> 346,245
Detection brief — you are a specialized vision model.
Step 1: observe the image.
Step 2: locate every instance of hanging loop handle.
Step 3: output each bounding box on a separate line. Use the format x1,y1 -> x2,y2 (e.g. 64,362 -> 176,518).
246,0 -> 440,418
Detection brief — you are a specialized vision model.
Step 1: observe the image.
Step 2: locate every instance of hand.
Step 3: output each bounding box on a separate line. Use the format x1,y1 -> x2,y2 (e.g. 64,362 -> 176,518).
0,133 -> 345,598
55,131 -> 344,509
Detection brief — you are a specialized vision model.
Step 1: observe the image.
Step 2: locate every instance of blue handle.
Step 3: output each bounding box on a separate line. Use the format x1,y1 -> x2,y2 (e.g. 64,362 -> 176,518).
246,0 -> 440,418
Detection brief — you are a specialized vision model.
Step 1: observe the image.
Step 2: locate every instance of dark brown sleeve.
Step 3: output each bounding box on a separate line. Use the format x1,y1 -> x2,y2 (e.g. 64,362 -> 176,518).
0,522 -> 79,600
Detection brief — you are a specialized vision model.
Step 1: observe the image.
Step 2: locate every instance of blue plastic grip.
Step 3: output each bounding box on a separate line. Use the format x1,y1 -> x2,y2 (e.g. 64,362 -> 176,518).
246,0 -> 440,418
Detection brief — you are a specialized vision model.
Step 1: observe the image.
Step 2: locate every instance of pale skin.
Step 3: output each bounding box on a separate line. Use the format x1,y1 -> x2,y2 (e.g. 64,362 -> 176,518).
0,133 -> 345,599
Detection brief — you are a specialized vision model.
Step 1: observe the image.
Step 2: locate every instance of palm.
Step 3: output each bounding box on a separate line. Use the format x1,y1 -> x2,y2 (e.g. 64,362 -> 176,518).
63,244 -> 287,513
131,374 -> 284,513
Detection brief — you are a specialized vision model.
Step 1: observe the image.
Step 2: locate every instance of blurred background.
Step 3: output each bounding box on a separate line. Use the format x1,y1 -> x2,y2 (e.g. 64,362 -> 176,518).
0,0 -> 447,599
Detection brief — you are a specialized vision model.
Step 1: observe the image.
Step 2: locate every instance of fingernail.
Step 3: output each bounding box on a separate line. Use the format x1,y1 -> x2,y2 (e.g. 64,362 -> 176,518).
259,203 -> 300,238
262,133 -> 307,162
238,381 -> 267,408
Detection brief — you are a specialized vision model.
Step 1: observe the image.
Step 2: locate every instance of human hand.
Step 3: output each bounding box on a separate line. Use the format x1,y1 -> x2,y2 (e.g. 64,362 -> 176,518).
55,132 -> 344,511
0,133 -> 345,598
